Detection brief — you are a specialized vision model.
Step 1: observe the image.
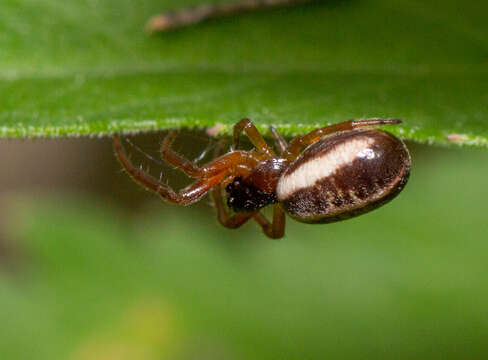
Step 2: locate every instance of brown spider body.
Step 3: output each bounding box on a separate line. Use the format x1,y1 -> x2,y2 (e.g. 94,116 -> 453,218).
113,118 -> 410,239
277,129 -> 410,223
226,158 -> 288,212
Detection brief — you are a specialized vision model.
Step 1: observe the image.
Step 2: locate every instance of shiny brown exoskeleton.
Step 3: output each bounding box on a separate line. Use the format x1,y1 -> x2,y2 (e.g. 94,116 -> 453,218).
277,129 -> 410,223
113,118 -> 411,239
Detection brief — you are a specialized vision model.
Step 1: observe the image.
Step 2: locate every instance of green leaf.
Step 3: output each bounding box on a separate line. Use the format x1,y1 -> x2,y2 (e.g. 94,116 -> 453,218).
1,0 -> 487,146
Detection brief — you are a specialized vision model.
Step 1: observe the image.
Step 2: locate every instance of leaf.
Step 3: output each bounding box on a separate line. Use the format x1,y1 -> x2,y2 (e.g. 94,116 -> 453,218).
1,0 -> 487,146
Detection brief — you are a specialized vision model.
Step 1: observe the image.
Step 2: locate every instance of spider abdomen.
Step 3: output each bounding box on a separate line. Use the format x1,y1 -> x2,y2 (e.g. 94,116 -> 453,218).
276,129 -> 411,223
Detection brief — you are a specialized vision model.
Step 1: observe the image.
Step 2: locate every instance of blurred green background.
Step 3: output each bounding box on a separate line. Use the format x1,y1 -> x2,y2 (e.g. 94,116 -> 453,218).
1,0 -> 488,358
0,137 -> 487,360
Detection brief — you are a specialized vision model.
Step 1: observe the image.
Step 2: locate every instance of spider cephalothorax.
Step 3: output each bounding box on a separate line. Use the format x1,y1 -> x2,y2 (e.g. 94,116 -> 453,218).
113,118 -> 410,239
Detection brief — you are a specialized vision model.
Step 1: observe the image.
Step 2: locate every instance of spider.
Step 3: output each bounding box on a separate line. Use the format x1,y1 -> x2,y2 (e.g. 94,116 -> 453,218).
113,118 -> 411,239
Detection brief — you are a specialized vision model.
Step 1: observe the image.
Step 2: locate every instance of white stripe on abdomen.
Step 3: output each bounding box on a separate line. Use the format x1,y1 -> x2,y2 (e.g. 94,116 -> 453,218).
276,137 -> 376,200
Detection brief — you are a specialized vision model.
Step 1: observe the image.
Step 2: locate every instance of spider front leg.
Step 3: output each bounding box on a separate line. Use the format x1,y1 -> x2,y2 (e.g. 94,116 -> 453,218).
159,130 -> 202,177
114,134 -> 266,205
114,136 -> 229,205
159,131 -> 263,179
284,118 -> 402,160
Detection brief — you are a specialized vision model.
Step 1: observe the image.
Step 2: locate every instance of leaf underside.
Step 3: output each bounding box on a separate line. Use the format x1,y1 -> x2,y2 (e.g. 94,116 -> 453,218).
1,0 -> 487,147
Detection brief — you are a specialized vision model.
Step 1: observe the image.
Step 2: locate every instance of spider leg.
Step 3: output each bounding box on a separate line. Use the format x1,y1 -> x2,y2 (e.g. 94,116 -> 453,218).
160,131 -> 203,177
284,118 -> 402,160
253,204 -> 286,239
114,135 -> 264,204
209,141 -> 257,230
269,125 -> 287,155
208,130 -> 285,238
233,118 -> 275,157
114,135 -> 229,205
158,131 -> 264,179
